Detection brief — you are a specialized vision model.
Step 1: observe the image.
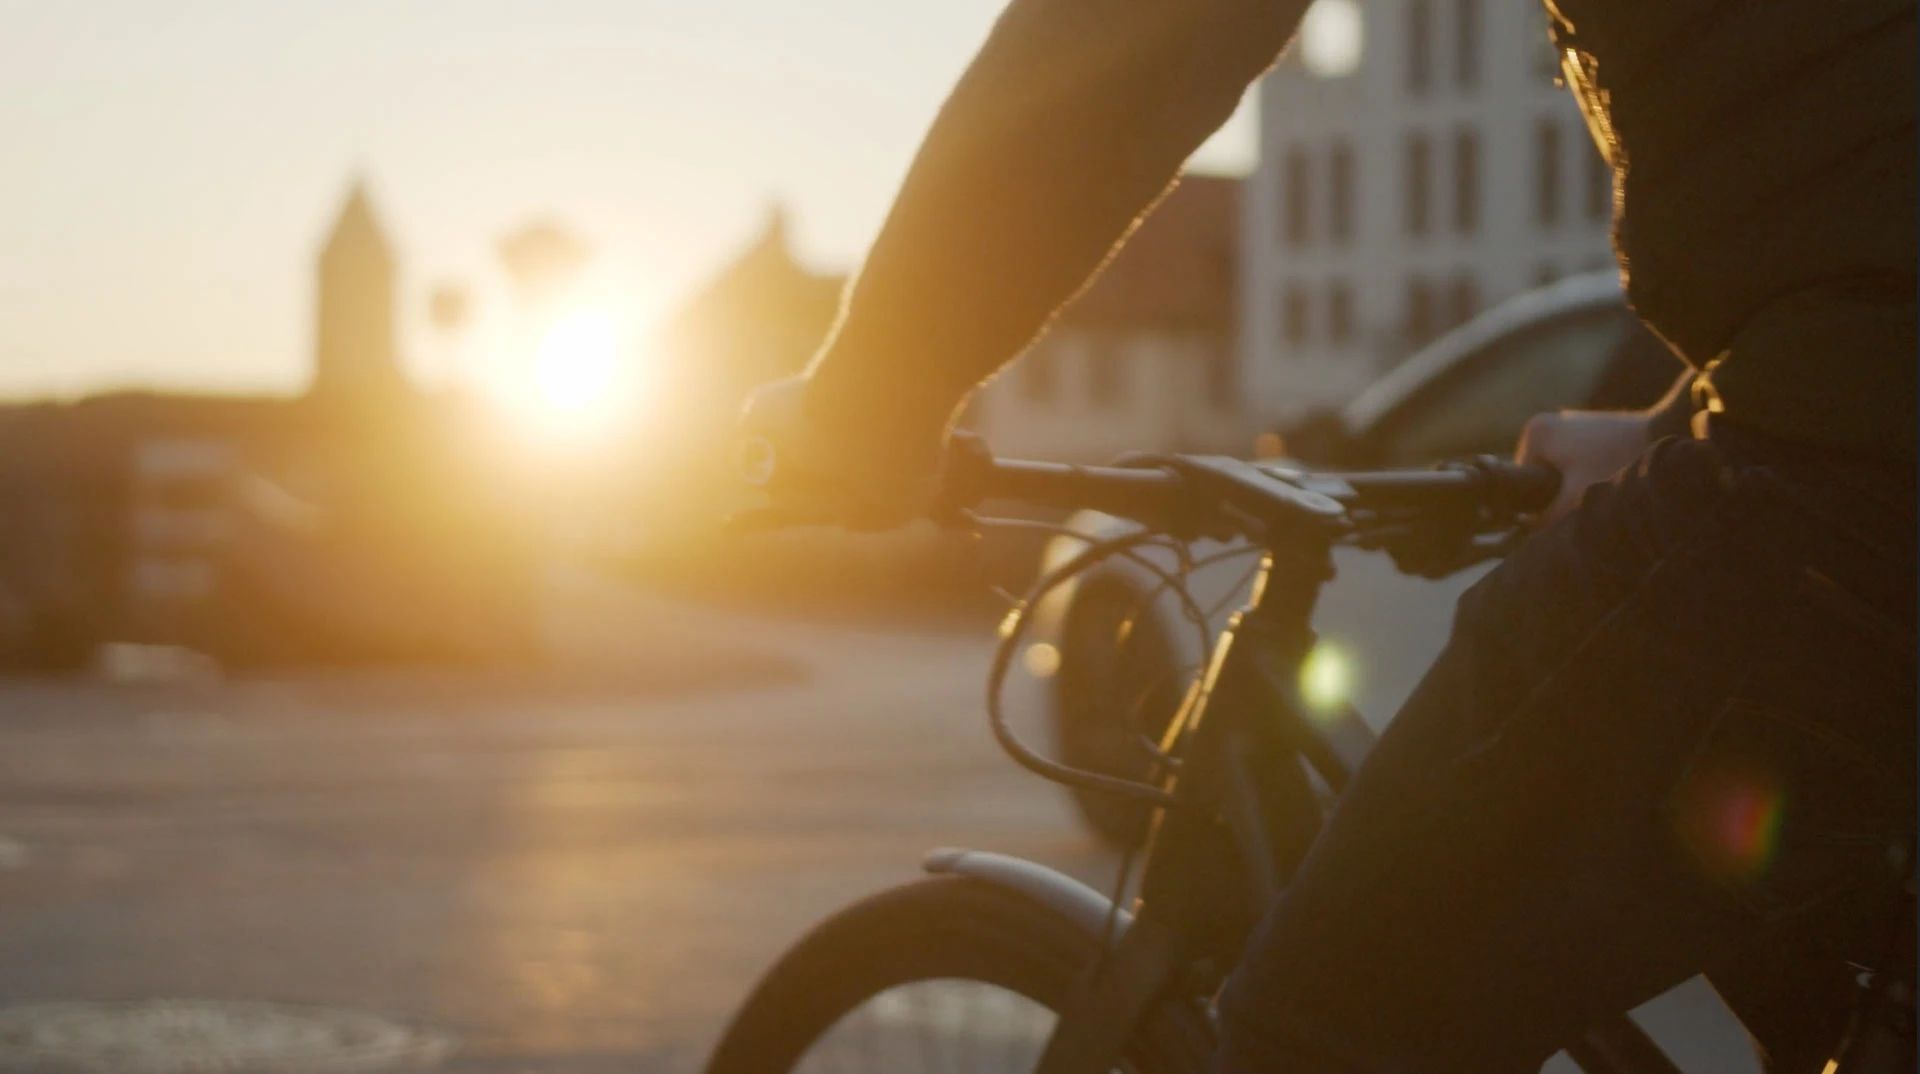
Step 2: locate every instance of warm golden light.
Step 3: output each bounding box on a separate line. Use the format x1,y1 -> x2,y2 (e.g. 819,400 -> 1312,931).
480,309 -> 638,445
533,312 -> 624,423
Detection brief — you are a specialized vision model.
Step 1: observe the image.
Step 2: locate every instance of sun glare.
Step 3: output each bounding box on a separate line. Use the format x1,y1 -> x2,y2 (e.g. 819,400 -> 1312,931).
479,309 -> 638,444
535,312 -> 622,417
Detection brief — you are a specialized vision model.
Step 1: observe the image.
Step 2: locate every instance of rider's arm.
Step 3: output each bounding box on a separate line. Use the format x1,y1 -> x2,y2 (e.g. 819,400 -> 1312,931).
804,0 -> 1308,442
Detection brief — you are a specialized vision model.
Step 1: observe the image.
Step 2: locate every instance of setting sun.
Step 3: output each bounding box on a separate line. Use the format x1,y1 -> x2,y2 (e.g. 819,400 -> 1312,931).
478,309 -> 639,444
534,312 -> 623,419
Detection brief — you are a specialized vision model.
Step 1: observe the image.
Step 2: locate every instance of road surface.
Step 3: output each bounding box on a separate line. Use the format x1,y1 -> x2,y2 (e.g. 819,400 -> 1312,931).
0,574 -> 1760,1072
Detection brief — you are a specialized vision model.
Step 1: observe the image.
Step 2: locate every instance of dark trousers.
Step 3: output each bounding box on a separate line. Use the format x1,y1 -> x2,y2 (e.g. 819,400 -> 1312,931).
1215,425 -> 1916,1073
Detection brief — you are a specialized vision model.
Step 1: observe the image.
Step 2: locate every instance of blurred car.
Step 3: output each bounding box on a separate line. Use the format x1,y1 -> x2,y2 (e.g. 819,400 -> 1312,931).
1028,271 -> 1682,845
1274,271 -> 1677,468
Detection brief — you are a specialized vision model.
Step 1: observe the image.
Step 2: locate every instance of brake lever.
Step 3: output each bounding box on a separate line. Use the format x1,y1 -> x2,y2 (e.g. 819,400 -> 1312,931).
929,430 -> 995,516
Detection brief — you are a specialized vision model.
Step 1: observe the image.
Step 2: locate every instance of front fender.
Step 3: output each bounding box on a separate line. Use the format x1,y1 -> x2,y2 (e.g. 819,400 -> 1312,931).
923,847 -> 1132,939
927,848 -> 1202,1074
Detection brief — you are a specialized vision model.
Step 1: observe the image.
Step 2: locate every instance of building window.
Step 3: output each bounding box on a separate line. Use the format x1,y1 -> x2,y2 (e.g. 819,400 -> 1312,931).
1406,133 -> 1432,236
1586,140 -> 1612,221
1285,147 -> 1313,246
1330,141 -> 1355,244
1535,119 -> 1562,226
1447,274 -> 1478,328
1020,345 -> 1055,402
1407,0 -> 1431,94
1328,280 -> 1355,345
1086,337 -> 1122,405
1405,276 -> 1436,349
1453,128 -> 1479,234
1456,0 -> 1479,88
1283,284 -> 1311,347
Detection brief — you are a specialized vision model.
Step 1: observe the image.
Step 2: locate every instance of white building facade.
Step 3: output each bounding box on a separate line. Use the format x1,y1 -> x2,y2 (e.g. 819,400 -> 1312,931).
973,328 -> 1243,463
975,175 -> 1245,463
1242,0 -> 1615,426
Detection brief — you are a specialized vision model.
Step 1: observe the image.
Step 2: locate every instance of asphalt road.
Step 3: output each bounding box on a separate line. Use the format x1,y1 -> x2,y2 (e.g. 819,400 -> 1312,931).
0,573 -> 1761,1072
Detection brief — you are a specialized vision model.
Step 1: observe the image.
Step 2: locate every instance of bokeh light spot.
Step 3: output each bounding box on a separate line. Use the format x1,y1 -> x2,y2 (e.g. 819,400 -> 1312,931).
1299,0 -> 1365,78
1299,640 -> 1353,715
1023,642 -> 1062,679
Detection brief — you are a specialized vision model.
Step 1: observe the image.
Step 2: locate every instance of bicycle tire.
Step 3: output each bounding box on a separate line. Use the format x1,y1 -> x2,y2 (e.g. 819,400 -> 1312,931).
704,874 -> 1214,1074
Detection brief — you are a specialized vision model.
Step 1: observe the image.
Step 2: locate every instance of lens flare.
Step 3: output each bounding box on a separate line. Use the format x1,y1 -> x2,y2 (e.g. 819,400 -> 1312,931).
1023,643 -> 1062,679
1299,641 -> 1353,715
1672,761 -> 1785,880
1299,0 -> 1365,78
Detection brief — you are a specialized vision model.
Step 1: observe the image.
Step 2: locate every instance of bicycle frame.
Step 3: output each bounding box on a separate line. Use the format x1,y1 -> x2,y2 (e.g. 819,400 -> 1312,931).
1021,520 -> 1695,1074
762,447 -> 1919,1074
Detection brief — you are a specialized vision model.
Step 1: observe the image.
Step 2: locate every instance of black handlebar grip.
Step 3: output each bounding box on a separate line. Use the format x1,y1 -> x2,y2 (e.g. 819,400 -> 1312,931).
934,431 -> 996,512
1486,459 -> 1561,512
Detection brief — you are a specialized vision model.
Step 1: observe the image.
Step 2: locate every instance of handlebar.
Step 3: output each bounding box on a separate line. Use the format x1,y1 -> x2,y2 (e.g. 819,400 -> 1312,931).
1312,460 -> 1562,515
951,454 -> 1558,520
741,434 -> 1560,546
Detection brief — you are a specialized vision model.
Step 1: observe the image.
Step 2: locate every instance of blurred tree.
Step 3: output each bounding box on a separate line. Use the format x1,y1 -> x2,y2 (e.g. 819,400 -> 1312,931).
427,282 -> 472,335
497,222 -> 593,308
425,281 -> 474,393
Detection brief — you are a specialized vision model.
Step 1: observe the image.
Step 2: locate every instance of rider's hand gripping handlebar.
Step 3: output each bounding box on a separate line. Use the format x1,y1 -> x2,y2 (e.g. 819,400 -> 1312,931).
737,432 -> 1560,561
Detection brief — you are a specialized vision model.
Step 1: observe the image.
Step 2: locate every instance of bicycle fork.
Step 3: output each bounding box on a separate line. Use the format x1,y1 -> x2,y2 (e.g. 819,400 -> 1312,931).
1031,566 -> 1336,1074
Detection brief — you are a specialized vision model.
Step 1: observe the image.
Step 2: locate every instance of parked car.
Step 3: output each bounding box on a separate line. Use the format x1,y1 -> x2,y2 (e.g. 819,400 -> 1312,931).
1276,271 -> 1677,468
1027,272 -> 1682,846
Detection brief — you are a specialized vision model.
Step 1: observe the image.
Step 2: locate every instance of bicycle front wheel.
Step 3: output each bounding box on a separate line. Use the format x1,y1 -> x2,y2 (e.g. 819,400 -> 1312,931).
704,874 -> 1213,1074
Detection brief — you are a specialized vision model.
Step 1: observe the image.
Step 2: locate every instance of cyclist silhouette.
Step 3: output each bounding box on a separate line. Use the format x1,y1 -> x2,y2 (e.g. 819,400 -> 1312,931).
744,1 -> 1916,1069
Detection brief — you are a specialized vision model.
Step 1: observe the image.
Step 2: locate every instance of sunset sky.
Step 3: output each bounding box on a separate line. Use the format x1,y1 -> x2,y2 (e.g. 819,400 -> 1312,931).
0,1 -> 1255,401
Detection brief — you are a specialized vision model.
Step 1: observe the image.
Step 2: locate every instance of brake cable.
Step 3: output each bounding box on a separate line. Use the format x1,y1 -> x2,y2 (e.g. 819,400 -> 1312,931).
975,522 -> 1203,808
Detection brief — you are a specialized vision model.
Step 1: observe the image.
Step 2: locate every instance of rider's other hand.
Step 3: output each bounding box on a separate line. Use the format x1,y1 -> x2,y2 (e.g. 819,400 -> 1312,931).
738,376 -> 946,532
1515,410 -> 1653,526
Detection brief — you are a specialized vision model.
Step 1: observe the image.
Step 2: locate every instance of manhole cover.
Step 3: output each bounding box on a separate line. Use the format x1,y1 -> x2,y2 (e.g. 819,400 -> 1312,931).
0,999 -> 455,1073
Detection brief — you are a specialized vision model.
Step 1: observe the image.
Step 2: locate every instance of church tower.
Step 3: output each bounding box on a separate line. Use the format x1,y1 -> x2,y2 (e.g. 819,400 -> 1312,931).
311,181 -> 405,404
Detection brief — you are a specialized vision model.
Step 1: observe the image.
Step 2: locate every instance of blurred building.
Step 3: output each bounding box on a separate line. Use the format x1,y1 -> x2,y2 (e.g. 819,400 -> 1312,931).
0,179 -> 540,669
1241,0 -> 1613,424
972,175 -> 1243,463
642,206 -> 845,527
311,182 -> 410,409
656,206 -> 845,414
